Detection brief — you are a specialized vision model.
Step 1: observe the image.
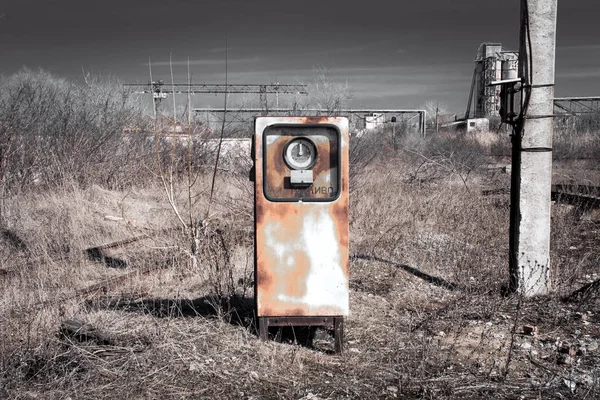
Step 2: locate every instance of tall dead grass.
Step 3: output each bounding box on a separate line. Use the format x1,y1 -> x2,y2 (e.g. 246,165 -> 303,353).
2,150 -> 597,398
1,70 -> 599,397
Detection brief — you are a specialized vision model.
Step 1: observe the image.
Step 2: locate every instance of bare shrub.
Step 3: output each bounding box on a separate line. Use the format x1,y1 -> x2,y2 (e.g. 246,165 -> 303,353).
396,132 -> 488,187
309,67 -> 353,115
350,158 -> 507,293
556,112 -> 600,134
0,68 -> 148,197
553,130 -> 600,161
489,129 -> 512,156
489,116 -> 600,161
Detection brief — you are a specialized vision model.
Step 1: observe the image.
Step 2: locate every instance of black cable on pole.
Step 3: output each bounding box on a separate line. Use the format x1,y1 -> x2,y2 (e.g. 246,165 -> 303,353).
509,0 -> 534,292
516,0 -> 534,131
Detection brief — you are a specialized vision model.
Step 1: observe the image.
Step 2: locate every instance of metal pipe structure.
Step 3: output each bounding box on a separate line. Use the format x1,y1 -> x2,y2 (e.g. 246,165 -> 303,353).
553,97 -> 600,115
509,0 -> 557,295
192,108 -> 427,136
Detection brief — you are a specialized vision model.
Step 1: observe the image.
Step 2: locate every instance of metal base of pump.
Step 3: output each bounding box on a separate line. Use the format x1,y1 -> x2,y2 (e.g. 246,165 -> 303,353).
257,316 -> 344,354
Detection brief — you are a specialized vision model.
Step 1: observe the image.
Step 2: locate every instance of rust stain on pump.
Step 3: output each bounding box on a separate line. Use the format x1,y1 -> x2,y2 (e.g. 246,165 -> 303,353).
254,116 -> 349,317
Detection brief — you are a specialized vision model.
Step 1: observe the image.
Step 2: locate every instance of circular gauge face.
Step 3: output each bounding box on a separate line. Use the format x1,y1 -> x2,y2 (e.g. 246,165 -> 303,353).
283,137 -> 317,170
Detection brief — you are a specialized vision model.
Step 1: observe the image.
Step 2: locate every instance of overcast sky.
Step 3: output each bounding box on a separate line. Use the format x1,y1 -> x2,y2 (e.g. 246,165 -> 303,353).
1,0 -> 599,113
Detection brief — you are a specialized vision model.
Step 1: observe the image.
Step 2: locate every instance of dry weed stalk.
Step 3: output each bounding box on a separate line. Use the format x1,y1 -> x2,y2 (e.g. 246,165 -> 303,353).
148,41 -> 233,291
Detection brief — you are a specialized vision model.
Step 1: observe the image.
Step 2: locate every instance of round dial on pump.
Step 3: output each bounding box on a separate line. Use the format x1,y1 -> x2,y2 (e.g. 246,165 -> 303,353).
284,138 -> 317,170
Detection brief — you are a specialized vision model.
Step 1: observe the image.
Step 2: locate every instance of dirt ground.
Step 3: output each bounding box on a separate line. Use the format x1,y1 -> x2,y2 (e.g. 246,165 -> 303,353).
1,152 -> 599,399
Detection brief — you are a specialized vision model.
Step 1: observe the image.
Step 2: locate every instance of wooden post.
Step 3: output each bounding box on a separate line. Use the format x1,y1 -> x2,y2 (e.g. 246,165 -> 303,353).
334,317 -> 344,354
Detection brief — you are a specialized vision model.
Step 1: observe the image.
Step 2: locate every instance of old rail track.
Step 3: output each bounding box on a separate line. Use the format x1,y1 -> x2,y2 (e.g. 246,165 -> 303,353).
483,184 -> 600,210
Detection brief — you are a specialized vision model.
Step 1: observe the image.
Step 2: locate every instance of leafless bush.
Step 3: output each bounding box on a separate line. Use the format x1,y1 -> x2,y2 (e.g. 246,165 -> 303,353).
397,132 -> 488,187
309,67 -> 353,115
553,130 -> 600,161
489,118 -> 600,160
556,112 -> 600,134
0,68 -> 147,198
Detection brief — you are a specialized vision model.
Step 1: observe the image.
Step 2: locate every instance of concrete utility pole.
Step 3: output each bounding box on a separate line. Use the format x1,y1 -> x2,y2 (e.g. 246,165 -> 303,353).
509,0 -> 557,295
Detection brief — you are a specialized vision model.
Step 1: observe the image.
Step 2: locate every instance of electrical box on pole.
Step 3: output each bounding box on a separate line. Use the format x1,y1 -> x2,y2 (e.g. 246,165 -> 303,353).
251,116 -> 349,353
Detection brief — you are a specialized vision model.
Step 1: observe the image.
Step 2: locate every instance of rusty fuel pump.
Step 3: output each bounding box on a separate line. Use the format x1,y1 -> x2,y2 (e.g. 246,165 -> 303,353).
250,116 -> 349,353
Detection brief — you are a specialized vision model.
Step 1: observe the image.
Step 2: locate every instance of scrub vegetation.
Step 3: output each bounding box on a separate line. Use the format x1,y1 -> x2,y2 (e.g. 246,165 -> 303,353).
1,69 -> 599,399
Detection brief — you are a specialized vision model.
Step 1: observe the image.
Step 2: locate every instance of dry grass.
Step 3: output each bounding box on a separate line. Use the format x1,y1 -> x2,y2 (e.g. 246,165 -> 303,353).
0,128 -> 599,399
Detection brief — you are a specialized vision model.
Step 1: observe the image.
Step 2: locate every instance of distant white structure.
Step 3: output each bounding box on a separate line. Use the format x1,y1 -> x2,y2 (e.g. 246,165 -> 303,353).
168,123 -> 184,134
441,117 -> 489,133
364,113 -> 385,130
465,118 -> 489,133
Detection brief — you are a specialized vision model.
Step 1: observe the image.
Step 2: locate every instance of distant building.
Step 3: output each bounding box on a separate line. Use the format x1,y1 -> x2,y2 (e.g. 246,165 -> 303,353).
365,112 -> 385,130
465,118 -> 489,133
167,122 -> 184,134
441,118 -> 489,133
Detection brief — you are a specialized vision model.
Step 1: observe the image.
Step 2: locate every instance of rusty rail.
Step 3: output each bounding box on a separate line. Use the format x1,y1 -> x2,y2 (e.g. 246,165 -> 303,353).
37,263 -> 169,309
1,226 -> 180,279
2,229 -> 175,308
482,184 -> 600,210
38,228 -> 186,306
551,192 -> 600,210
551,184 -> 600,210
